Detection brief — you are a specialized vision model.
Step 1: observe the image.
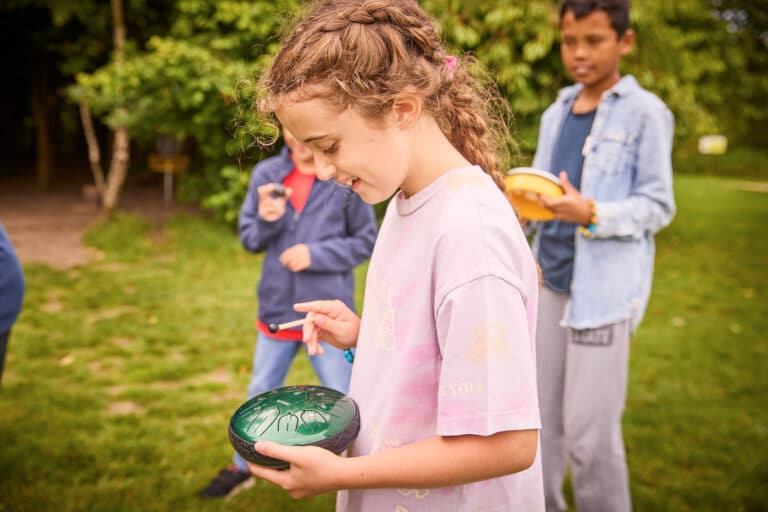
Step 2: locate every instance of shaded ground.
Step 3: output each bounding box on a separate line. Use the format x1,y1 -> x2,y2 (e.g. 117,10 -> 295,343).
0,173 -> 198,269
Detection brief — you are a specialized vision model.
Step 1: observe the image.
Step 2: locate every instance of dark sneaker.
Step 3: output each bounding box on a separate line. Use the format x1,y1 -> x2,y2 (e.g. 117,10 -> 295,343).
198,466 -> 254,499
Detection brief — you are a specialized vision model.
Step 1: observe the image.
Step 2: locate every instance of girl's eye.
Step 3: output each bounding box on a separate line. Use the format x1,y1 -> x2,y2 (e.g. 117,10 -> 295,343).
323,143 -> 338,155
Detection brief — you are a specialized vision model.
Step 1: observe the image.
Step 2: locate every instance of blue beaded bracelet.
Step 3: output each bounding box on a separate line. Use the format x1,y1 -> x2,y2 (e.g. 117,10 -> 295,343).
577,199 -> 598,238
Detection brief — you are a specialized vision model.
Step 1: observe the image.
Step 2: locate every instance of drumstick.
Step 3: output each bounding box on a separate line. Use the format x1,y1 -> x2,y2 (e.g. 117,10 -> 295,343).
267,316 -> 356,363
268,317 -> 312,333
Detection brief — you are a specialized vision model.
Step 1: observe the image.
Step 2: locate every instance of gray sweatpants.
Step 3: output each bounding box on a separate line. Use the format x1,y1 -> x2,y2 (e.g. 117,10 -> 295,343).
536,286 -> 632,512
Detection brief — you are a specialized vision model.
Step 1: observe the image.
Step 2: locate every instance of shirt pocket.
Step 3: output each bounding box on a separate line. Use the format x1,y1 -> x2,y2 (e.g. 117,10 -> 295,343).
589,129 -> 634,176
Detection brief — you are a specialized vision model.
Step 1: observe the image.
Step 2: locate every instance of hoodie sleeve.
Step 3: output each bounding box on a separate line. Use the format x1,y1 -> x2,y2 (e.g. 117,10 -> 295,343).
0,225 -> 25,330
304,195 -> 378,273
237,157 -> 290,253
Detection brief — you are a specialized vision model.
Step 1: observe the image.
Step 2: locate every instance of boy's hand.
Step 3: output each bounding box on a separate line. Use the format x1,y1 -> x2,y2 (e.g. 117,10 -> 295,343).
514,207 -> 529,229
280,244 -> 311,272
247,442 -> 343,499
540,171 -> 593,225
257,183 -> 292,221
293,300 -> 360,355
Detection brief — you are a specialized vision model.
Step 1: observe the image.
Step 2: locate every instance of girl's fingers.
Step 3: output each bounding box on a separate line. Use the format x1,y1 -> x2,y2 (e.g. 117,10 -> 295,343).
293,300 -> 343,315
307,337 -> 324,356
312,314 -> 345,336
302,312 -> 318,343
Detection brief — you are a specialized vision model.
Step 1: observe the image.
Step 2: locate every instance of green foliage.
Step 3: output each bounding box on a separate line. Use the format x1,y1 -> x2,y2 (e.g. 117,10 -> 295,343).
44,0 -> 768,219
423,0 -> 767,144
201,165 -> 252,224
423,1 -> 561,122
70,37 -> 253,154
624,0 -> 768,141
66,0 -> 297,221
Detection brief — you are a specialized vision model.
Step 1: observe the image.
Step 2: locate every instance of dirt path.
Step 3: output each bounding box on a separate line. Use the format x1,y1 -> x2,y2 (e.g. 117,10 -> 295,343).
0,177 -> 196,270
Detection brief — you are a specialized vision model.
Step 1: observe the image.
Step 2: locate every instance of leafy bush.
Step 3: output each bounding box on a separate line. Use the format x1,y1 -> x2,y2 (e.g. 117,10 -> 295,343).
67,0 -> 296,221
201,165 -> 252,225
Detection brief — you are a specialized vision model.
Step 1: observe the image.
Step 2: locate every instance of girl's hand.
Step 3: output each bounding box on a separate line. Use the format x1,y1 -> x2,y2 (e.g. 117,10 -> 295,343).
293,300 -> 360,356
246,442 -> 343,499
257,184 -> 292,221
539,171 -> 592,225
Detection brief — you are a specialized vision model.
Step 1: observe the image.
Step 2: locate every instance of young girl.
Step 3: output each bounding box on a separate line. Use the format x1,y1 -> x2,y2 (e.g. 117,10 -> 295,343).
246,0 -> 545,509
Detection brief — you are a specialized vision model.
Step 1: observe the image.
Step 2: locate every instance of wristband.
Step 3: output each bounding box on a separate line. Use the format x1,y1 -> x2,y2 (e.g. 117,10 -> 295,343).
577,199 -> 597,238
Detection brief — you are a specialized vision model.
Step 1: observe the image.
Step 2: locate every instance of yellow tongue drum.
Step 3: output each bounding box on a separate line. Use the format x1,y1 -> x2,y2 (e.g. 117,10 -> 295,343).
504,167 -> 564,221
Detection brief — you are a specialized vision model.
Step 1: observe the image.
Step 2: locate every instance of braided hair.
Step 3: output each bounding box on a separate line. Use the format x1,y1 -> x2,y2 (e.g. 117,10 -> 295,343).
257,0 -> 514,189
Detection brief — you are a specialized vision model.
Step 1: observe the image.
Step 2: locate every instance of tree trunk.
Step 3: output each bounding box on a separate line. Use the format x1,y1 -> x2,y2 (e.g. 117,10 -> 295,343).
31,72 -> 56,190
101,0 -> 130,215
102,125 -> 130,213
112,0 -> 126,64
78,100 -> 106,195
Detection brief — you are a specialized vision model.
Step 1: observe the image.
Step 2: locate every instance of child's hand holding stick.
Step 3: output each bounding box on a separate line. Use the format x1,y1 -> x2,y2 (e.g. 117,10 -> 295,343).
293,300 -> 360,356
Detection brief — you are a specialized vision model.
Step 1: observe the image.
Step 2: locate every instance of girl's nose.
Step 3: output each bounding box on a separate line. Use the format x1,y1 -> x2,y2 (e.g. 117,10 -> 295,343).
314,154 -> 336,182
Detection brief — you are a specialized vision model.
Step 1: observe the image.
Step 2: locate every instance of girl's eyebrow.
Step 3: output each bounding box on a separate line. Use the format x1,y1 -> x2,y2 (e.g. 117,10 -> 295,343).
303,134 -> 331,143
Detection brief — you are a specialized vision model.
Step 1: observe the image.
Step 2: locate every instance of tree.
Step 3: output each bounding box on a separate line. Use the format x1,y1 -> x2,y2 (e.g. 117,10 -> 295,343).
69,0 -> 297,217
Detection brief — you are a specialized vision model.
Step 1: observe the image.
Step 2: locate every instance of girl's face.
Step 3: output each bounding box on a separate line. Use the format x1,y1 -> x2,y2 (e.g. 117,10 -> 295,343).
560,9 -> 634,95
276,95 -> 411,204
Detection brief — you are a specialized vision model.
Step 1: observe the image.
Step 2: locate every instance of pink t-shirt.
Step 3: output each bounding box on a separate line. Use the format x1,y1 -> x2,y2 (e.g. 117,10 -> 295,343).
337,166 -> 544,511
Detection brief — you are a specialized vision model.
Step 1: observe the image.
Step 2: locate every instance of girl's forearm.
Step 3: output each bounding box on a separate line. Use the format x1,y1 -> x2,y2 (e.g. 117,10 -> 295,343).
335,429 -> 538,490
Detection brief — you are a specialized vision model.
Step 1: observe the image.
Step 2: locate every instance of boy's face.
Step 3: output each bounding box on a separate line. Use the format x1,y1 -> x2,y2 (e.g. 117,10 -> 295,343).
560,9 -> 634,94
283,128 -> 313,163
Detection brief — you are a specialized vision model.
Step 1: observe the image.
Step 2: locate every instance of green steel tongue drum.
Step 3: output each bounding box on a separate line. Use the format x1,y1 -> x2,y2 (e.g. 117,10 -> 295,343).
228,385 -> 360,470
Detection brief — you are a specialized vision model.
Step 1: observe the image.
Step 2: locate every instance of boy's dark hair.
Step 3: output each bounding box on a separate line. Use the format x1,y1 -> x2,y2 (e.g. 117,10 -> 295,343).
560,0 -> 630,37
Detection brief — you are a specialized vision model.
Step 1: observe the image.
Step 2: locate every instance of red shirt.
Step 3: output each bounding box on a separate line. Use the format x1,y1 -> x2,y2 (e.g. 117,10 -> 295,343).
283,165 -> 315,213
255,319 -> 303,340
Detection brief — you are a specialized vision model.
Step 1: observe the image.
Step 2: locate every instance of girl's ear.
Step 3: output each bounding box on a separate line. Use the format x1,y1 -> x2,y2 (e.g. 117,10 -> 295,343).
392,93 -> 421,128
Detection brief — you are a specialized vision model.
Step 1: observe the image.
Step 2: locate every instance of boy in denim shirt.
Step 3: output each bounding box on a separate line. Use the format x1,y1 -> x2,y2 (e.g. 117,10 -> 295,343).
530,1 -> 675,510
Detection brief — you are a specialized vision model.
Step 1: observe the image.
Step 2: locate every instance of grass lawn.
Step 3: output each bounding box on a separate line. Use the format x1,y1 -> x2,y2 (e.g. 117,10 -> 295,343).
1,174 -> 766,511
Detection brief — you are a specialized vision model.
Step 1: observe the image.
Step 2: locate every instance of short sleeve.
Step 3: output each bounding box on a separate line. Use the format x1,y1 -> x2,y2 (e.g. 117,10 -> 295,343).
435,275 -> 541,436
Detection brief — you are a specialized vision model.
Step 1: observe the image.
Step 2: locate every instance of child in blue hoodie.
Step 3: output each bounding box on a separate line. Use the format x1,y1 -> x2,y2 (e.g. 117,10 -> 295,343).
199,128 -> 377,498
0,224 -> 25,384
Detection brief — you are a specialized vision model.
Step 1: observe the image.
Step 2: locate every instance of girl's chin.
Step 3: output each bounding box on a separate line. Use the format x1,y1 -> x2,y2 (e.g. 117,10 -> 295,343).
355,186 -> 388,205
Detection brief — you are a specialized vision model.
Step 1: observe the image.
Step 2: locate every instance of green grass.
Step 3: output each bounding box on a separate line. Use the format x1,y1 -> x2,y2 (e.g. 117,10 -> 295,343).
1,174 -> 766,511
626,175 -> 768,511
672,143 -> 768,181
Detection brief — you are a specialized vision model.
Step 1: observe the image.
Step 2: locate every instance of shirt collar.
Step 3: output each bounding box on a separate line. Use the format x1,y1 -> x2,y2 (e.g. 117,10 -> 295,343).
557,74 -> 639,104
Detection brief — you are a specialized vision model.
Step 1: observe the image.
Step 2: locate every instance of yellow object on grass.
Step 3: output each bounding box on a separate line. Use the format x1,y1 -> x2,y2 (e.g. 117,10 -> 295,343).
504,167 -> 564,221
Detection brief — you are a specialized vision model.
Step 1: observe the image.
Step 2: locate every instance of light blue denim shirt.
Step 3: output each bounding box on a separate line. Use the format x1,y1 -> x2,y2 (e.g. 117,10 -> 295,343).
532,75 -> 676,331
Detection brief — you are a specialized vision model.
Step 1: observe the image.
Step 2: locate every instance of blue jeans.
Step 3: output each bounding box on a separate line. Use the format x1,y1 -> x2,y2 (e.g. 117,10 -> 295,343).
232,331 -> 353,471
